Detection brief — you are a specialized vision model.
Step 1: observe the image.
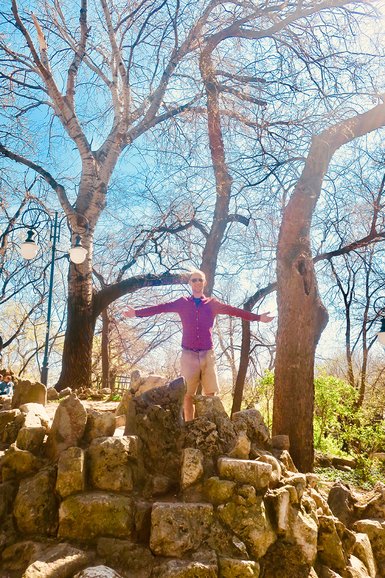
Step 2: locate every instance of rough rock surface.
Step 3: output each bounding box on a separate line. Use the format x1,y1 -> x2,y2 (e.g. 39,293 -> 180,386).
1,379 -> 385,577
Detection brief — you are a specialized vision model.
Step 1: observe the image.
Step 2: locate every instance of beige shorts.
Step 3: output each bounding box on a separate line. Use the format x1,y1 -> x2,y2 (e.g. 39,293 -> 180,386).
180,348 -> 219,396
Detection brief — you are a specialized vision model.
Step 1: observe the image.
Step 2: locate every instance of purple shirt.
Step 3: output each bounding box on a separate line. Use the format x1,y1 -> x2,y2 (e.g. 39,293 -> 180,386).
135,296 -> 261,350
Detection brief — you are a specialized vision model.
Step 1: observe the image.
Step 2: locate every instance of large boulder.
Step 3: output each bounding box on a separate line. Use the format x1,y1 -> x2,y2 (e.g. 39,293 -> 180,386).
56,446 -> 86,498
82,409 -> 116,443
22,543 -> 94,578
87,436 -> 139,492
45,394 -> 87,461
217,495 -> 276,559
150,502 -> 213,557
127,377 -> 185,481
13,467 -> 59,536
12,380 -> 47,408
58,492 -> 134,541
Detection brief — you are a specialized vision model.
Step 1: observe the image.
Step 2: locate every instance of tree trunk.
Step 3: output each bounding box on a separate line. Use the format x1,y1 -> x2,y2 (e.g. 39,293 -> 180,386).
273,137 -> 331,472
274,102 -> 385,472
101,308 -> 110,389
231,318 -> 251,415
199,48 -> 232,295
55,230 -> 95,391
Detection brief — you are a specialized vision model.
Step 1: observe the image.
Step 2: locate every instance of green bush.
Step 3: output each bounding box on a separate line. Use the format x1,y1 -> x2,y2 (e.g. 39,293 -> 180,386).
314,374 -> 358,450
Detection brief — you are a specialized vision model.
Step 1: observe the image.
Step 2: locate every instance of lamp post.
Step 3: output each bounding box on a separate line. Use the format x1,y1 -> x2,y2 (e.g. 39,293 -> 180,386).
19,206 -> 88,386
373,297 -> 385,347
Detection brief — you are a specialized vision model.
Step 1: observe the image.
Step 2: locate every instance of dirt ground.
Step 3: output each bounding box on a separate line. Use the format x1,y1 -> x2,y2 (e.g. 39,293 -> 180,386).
45,399 -> 120,420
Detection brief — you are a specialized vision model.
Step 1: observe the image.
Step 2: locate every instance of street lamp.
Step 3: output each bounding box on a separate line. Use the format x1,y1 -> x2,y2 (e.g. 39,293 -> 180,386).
19,207 -> 88,386
373,297 -> 385,347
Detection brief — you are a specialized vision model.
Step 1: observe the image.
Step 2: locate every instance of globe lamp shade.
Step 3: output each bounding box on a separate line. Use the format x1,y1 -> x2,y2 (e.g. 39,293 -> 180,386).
69,235 -> 87,264
20,230 -> 39,260
377,317 -> 385,347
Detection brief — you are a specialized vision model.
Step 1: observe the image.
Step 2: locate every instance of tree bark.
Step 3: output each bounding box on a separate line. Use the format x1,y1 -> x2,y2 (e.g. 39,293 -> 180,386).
274,102 -> 385,472
199,48 -> 233,295
101,308 -> 110,389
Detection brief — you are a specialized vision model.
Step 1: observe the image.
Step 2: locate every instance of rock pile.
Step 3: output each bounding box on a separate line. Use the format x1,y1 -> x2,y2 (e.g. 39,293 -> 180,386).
0,377 -> 384,577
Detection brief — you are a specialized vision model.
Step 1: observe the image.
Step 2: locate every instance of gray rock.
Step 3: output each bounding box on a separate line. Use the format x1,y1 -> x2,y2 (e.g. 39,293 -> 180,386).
328,482 -> 357,527
317,515 -> 347,573
129,377 -> 185,480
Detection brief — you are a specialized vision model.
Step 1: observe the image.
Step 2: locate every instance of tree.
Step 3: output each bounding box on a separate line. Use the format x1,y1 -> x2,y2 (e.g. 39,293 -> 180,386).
274,101 -> 385,472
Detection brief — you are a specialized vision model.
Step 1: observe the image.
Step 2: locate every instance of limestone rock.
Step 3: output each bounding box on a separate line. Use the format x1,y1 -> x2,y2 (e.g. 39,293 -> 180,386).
256,454 -> 281,488
16,426 -> 46,454
287,506 -> 318,566
1,541 -> 47,573
353,532 -> 377,578
153,559 -> 217,577
232,408 -> 271,449
328,483 -> 357,527
14,467 -> 58,536
228,431 -> 251,460
59,387 -> 72,398
56,446 -> 86,498
181,448 -> 204,489
130,369 -> 167,396
0,480 -> 17,523
150,502 -> 213,557
204,477 -> 236,505
219,558 -> 260,577
0,409 -> 21,436
73,566 -> 124,578
271,434 -> 290,450
361,481 -> 385,520
217,497 -> 276,559
20,403 -> 51,430
23,543 -> 94,578
47,387 -> 59,401
317,515 -> 347,573
87,436 -> 138,492
217,457 -> 272,490
259,540 -> 313,578
207,520 -> 249,558
82,409 -> 116,443
194,395 -> 228,419
97,537 -> 154,575
353,519 -> 385,572
1,411 -> 25,444
58,492 -> 133,541
12,380 -> 47,408
45,394 -> 87,461
0,443 -> 43,481
130,377 -> 185,480
346,555 -> 372,578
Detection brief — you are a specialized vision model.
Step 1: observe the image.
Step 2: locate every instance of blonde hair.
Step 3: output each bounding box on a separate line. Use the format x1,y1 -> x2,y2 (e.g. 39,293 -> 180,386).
188,269 -> 206,281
